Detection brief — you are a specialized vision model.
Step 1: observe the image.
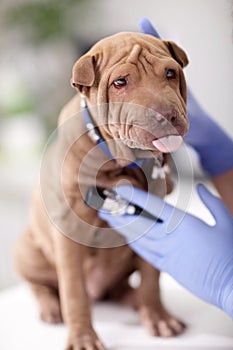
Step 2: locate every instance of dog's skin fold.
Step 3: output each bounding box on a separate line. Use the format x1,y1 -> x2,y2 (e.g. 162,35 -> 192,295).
15,32 -> 189,350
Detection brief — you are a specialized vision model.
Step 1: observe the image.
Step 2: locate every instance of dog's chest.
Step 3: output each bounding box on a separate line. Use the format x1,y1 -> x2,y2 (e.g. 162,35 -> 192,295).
78,147 -> 170,197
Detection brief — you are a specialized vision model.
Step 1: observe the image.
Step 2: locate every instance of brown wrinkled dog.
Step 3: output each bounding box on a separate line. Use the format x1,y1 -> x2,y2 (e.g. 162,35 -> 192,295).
15,32 -> 189,350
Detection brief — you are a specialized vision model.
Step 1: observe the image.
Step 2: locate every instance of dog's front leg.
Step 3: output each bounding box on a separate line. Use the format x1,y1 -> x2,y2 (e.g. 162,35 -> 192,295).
54,232 -> 105,350
137,257 -> 185,338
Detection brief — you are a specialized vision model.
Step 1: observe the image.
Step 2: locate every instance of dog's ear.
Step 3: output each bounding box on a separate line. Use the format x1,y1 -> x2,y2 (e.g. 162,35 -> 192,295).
165,41 -> 189,68
71,55 -> 95,91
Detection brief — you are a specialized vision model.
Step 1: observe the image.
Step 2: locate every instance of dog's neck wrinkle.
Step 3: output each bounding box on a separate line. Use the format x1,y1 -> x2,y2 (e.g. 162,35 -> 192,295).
81,95 -> 113,139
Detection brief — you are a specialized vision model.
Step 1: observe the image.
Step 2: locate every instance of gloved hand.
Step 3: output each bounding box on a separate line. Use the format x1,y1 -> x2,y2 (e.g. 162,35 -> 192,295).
99,184 -> 233,318
140,18 -> 233,177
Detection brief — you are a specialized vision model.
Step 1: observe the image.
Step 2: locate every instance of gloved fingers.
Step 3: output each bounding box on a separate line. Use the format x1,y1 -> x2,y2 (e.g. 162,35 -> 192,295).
115,184 -> 182,222
139,18 -> 161,38
115,184 -> 164,216
99,210 -> 158,242
100,204 -> 176,246
99,210 -> 156,233
197,184 -> 232,224
99,210 -> 136,228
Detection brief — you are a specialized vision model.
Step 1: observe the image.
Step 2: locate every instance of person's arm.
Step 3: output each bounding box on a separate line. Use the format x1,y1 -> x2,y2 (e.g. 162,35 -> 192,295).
211,169 -> 233,215
140,18 -> 233,214
99,184 -> 233,319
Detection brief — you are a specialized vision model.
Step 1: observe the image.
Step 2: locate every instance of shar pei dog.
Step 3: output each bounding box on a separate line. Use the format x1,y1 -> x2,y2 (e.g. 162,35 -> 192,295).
15,31 -> 189,350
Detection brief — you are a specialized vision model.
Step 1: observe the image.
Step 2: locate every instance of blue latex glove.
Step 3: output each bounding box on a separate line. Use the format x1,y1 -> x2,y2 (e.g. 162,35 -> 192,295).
140,18 -> 233,177
99,184 -> 233,318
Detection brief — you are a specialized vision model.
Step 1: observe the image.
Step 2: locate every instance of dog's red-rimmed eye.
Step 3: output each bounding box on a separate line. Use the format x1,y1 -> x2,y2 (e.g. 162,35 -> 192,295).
166,69 -> 177,80
113,77 -> 127,88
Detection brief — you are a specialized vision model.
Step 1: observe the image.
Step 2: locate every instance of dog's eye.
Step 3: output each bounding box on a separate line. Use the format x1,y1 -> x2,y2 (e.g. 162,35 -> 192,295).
113,77 -> 127,88
166,69 -> 177,80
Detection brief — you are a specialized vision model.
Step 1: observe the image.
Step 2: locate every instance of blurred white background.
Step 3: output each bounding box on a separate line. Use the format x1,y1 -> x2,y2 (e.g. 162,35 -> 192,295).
0,0 -> 233,290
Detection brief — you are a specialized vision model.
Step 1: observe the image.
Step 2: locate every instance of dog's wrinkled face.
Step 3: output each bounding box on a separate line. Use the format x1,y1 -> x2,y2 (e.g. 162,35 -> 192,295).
72,32 -> 189,156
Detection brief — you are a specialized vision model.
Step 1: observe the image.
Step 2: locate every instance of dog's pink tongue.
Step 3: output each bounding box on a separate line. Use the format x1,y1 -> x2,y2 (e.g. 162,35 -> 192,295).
152,135 -> 183,153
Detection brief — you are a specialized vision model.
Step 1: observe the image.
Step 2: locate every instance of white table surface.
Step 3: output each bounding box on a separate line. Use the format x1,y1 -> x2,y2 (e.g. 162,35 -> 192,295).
0,274 -> 232,350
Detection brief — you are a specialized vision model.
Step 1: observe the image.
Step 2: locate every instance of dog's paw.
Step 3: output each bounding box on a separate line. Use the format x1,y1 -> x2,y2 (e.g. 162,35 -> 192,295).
140,306 -> 185,337
39,294 -> 63,324
66,329 -> 106,350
